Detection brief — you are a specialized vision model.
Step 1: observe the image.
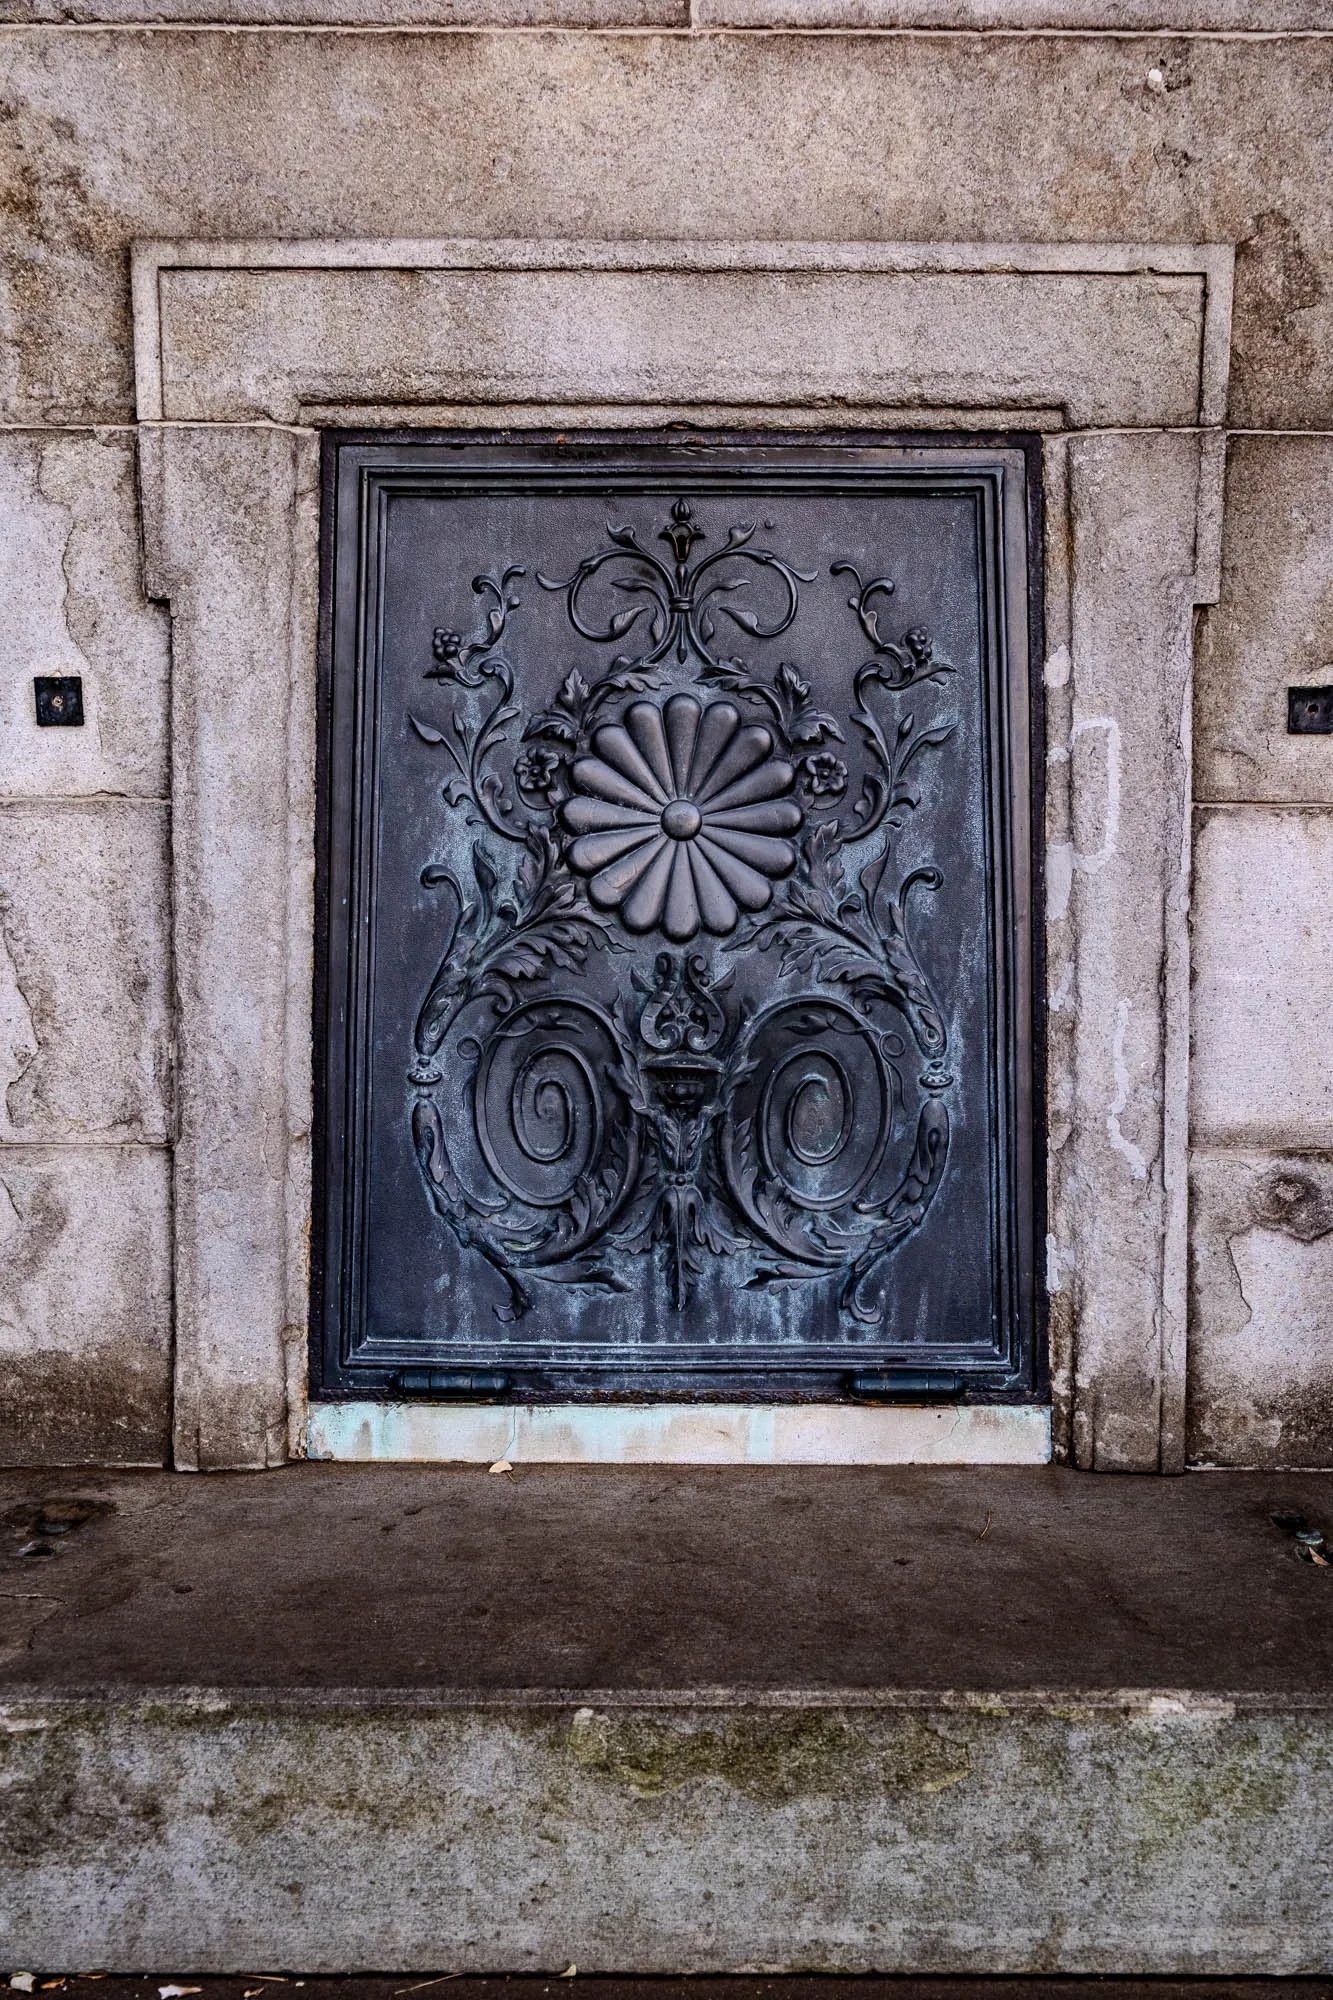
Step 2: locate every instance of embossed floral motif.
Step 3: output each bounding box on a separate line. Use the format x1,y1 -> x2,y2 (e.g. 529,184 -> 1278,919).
561,694 -> 801,942
514,746 -> 565,800
799,751 -> 848,800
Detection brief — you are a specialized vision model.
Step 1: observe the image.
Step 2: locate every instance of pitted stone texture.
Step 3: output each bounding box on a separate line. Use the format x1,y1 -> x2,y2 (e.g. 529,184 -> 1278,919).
1,1689 -> 1331,1971
0,1146 -> 170,1465
1196,437 -> 1333,807
705,0 -> 1328,18
1044,433 -> 1198,1474
0,802 -> 170,1144
1192,807 -> 1333,1152
153,264 -> 1206,427
1189,1148 -> 1333,1470
6,0 -> 685,18
0,433 -> 168,803
0,34 -> 1327,428
1,0 -> 1315,20
140,425 -> 317,1472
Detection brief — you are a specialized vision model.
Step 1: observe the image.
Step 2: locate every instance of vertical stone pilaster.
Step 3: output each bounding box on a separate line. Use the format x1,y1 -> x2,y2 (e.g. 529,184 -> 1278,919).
140,424 -> 318,1470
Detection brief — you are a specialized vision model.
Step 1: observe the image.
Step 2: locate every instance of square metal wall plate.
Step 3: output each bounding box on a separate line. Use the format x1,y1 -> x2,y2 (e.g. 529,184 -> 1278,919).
33,676 -> 84,727
1288,686 -> 1333,735
314,434 -> 1044,1405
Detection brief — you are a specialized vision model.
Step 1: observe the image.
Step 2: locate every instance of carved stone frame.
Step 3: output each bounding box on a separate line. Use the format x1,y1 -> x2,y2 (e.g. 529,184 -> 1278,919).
133,237 -> 1232,1471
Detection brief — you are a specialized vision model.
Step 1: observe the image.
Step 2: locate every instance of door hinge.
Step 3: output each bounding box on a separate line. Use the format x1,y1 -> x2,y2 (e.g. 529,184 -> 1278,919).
392,1369 -> 512,1400
848,1370 -> 965,1403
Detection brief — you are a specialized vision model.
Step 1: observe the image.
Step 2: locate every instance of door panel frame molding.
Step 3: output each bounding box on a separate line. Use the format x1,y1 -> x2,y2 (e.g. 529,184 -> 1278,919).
133,235 -> 1231,1469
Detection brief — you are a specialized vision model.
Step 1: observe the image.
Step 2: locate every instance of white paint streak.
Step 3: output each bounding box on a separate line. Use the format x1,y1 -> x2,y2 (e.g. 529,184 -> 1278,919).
1046,715 -> 1122,923
1046,1232 -> 1075,1298
1107,998 -> 1149,1182
1043,643 -> 1071,689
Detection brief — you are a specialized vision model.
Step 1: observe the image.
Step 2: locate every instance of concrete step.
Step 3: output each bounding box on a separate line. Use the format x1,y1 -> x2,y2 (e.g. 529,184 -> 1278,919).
1,1466 -> 1331,1974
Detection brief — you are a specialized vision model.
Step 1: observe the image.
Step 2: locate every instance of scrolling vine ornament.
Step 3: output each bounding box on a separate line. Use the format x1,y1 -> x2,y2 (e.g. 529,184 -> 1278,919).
407,501 -> 958,1325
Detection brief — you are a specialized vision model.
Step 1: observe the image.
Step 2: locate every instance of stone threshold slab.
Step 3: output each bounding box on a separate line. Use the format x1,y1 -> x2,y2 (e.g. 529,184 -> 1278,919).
306,1402 -> 1053,1466
11,1985 -> 1333,2000
1,1464 -> 1329,1694
1,1467 -> 1330,1971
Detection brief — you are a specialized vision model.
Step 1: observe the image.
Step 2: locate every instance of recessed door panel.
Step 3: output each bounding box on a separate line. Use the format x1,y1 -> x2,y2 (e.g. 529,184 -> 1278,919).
316,437 -> 1040,1402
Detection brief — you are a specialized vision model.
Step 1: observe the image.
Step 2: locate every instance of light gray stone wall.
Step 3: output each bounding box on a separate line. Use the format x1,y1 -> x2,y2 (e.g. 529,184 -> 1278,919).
0,12 -> 1329,1468
0,432 -> 172,1465
1190,436 -> 1333,1468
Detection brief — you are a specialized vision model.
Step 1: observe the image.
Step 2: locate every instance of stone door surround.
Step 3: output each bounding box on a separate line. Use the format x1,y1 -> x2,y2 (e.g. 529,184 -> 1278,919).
133,237 -> 1232,1471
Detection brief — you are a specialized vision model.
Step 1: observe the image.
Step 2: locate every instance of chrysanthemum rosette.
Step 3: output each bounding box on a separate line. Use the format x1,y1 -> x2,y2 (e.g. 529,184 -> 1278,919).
561,694 -> 803,942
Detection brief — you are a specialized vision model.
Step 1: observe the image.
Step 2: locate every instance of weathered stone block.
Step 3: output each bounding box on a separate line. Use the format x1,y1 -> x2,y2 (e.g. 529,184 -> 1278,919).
152,263 -> 1207,426
0,1688 -> 1331,1970
1044,432 -> 1198,1473
1196,436 -> 1333,806
140,425 -> 317,1471
3,0 -> 1316,22
0,36 -> 1328,429
699,0 -> 1322,25
0,1145 -> 171,1465
1189,1148 -> 1333,1470
0,432 -> 168,802
6,0 -> 685,20
0,801 -> 170,1144
1191,807 -> 1333,1152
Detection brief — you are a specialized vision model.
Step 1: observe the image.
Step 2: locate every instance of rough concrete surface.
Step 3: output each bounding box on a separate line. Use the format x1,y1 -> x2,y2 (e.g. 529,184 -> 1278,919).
1191,807 -> 1333,1154
139,425 -> 318,1474
0,36 -> 1326,429
0,800 -> 171,1144
0,431 -> 168,803
4,0 -> 1326,22
701,0 -> 1331,22
5,1691 -> 1332,1974
0,1466 -> 1331,1971
152,265 -> 1207,427
1189,1148 -> 1333,1470
3,0 -> 687,20
1043,433 -> 1197,1474
1196,437 -> 1333,808
0,1463 -> 1328,1696
0,1148 -> 171,1464
12,1985 -> 1333,2000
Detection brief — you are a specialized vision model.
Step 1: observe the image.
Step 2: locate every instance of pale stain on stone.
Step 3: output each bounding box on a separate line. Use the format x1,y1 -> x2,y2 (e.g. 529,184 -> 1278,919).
1108,998 -> 1150,1184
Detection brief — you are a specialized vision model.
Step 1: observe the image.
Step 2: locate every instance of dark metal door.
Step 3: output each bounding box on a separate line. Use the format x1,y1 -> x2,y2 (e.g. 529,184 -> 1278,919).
316,437 -> 1040,1402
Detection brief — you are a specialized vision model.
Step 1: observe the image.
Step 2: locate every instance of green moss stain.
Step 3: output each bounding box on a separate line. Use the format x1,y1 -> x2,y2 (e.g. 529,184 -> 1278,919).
1118,1720 -> 1328,1868
566,1706 -> 970,1804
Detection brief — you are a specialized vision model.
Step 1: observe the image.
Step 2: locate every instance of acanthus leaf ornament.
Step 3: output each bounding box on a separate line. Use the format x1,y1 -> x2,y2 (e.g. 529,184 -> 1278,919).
408,500 -> 959,1322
